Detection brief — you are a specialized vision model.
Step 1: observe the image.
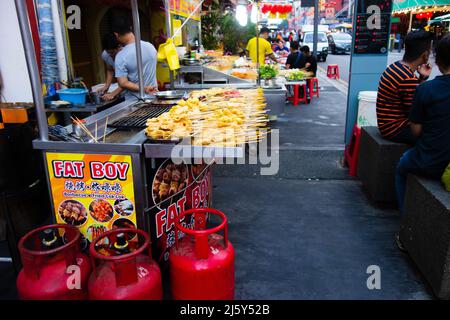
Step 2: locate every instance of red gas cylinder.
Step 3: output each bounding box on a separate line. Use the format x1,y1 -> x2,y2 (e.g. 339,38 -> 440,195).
170,208 -> 235,300
88,228 -> 163,300
16,224 -> 92,300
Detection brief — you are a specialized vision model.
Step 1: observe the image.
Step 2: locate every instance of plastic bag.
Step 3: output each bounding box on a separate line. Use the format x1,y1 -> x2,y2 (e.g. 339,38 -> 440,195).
157,38 -> 180,71
442,162 -> 450,192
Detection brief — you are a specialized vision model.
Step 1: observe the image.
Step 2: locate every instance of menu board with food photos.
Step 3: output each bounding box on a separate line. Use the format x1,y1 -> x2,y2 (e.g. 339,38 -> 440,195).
146,158 -> 213,265
353,0 -> 392,54
45,152 -> 137,250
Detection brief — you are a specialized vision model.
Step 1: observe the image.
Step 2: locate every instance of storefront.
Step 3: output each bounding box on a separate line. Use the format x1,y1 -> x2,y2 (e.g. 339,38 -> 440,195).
392,0 -> 450,39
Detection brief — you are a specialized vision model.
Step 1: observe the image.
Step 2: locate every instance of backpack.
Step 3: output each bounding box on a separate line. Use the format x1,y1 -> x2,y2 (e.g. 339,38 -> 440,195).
442,162 -> 450,192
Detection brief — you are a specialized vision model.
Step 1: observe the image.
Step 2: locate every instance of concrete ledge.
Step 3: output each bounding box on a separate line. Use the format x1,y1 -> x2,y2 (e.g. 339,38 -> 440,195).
400,174 -> 450,299
357,126 -> 409,203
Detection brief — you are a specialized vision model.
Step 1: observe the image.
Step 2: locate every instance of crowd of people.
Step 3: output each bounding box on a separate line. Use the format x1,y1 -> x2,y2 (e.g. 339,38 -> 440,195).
245,27 -> 318,75
245,27 -> 318,102
375,31 -> 450,249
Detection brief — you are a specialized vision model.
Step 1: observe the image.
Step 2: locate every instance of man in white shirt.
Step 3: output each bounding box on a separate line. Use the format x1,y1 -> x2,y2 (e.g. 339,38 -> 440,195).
112,18 -> 158,96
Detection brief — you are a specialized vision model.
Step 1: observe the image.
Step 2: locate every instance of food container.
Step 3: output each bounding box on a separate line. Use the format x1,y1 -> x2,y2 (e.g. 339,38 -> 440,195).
182,58 -> 201,66
155,90 -> 186,100
57,88 -> 88,105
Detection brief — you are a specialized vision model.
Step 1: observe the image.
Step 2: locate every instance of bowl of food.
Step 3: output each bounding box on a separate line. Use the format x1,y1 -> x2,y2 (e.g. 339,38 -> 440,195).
89,199 -> 114,223
58,200 -> 88,226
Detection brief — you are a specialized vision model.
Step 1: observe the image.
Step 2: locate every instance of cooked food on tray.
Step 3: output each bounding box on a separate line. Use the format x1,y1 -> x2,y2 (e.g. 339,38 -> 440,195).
59,200 -> 87,226
145,88 -> 268,146
87,225 -> 108,242
152,161 -> 189,204
89,199 -> 114,222
114,199 -> 134,216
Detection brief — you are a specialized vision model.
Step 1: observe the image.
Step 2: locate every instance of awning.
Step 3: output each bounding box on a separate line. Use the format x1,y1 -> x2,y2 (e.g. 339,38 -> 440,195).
429,12 -> 450,23
393,0 -> 450,11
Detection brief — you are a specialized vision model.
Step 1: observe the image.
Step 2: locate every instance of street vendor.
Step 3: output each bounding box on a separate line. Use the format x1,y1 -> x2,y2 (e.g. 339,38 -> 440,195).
112,18 -> 158,96
246,27 -> 278,65
98,33 -> 124,101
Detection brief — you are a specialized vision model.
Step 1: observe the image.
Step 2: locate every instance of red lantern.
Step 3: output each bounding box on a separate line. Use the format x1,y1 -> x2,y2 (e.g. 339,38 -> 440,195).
272,4 -> 281,14
265,3 -> 273,14
261,4 -> 267,14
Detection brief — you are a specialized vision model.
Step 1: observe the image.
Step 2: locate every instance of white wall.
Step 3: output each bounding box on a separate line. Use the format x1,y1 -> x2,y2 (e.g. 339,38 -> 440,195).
0,0 -> 33,103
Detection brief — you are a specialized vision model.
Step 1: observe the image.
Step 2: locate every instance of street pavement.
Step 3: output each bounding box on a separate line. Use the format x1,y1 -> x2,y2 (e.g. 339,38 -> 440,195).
319,51 -> 442,84
213,79 -> 433,299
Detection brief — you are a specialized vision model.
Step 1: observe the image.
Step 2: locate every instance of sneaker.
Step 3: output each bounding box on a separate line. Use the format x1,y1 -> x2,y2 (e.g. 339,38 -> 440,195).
395,234 -> 407,253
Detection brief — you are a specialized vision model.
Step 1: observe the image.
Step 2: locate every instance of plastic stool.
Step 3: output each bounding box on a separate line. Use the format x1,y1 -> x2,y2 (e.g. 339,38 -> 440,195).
327,64 -> 340,79
288,84 -> 308,106
309,78 -> 319,99
344,125 -> 361,177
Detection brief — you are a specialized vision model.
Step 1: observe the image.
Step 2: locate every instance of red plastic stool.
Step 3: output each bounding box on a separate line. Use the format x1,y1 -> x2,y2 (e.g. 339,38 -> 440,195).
288,84 -> 308,106
309,78 -> 319,99
327,64 -> 340,79
344,125 -> 361,177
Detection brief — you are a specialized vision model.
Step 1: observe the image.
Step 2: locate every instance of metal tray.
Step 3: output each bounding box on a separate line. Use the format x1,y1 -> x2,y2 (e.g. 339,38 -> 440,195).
155,90 -> 186,100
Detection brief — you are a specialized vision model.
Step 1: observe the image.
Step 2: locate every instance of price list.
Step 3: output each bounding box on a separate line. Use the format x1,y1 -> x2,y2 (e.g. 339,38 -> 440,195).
354,0 -> 392,54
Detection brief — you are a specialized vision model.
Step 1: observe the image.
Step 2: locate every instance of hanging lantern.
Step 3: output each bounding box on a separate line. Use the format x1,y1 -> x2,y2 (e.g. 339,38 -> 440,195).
261,4 -> 268,14
272,4 -> 281,14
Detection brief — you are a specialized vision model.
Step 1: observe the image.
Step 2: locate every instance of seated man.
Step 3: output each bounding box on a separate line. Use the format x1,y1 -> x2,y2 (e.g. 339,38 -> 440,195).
285,41 -> 302,69
376,31 -> 433,144
395,35 -> 450,217
274,40 -> 289,54
299,45 -> 317,77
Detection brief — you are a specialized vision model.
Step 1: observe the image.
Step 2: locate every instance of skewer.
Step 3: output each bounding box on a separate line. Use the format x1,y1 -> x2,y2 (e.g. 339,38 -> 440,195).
103,116 -> 108,143
71,116 -> 98,143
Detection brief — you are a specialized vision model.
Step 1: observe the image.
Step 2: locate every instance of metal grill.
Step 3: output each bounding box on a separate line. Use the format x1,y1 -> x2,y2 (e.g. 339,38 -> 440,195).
108,104 -> 172,129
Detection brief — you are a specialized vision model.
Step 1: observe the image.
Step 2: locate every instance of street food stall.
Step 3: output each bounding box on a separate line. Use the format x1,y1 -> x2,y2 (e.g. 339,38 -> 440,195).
16,0 -> 270,265
173,52 -> 288,119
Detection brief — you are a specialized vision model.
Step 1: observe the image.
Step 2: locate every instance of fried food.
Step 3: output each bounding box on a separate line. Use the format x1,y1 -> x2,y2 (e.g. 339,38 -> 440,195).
89,199 -> 113,222
145,88 -> 268,146
59,200 -> 87,226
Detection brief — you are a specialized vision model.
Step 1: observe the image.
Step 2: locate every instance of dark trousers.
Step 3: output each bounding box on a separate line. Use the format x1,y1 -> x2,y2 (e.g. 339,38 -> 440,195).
395,149 -> 444,213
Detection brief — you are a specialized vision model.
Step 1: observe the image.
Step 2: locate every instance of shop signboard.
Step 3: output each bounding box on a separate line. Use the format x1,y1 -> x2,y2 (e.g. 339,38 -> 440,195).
145,159 -> 213,265
353,0 -> 392,54
169,0 -> 201,21
45,152 -> 137,249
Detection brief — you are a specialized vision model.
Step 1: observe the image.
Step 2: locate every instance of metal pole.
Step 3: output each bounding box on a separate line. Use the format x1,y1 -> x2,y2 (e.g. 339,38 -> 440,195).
131,0 -> 145,99
15,0 -> 49,141
164,0 -> 174,89
408,10 -> 413,32
313,0 -> 319,57
256,2 -> 260,86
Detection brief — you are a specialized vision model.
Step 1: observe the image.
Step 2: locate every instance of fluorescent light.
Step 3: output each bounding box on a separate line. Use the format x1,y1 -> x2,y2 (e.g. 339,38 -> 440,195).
236,3 -> 248,26
251,4 -> 258,24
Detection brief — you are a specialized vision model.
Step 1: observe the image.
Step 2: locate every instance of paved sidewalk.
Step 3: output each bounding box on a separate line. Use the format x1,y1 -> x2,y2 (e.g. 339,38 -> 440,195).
213,76 -> 433,299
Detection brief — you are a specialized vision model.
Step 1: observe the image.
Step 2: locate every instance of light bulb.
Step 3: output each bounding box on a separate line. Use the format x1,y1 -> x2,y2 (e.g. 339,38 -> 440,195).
236,4 -> 248,26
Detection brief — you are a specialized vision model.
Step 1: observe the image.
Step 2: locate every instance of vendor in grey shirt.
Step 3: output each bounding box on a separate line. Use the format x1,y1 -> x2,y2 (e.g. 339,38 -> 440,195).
98,33 -> 124,101
112,18 -> 158,96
